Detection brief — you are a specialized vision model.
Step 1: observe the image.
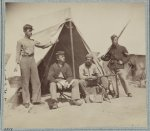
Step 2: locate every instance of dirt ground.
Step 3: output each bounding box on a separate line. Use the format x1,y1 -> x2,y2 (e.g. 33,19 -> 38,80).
3,84 -> 147,129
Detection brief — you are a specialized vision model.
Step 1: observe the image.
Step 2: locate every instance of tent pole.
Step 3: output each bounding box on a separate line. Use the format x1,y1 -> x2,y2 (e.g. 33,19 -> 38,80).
69,21 -> 76,78
83,40 -> 105,75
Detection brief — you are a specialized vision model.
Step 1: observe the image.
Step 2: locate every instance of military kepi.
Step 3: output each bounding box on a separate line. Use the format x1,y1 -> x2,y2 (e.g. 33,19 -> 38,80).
86,53 -> 93,59
56,51 -> 65,56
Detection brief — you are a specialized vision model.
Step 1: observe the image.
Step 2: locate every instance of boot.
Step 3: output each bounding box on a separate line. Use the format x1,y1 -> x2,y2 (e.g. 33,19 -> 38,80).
23,103 -> 30,108
48,99 -> 58,109
70,99 -> 83,106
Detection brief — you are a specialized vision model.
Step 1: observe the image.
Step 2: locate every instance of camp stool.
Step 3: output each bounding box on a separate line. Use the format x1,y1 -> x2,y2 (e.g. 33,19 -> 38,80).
57,88 -> 71,102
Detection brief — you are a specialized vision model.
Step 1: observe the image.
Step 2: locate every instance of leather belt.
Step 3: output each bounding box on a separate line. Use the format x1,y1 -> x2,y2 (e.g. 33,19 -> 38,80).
22,53 -> 34,57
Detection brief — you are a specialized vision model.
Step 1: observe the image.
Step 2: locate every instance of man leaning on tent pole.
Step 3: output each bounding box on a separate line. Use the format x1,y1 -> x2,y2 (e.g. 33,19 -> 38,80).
14,24 -> 55,108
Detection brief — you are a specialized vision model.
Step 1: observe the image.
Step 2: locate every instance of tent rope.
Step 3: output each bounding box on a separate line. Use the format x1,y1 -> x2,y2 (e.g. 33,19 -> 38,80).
75,24 -> 105,75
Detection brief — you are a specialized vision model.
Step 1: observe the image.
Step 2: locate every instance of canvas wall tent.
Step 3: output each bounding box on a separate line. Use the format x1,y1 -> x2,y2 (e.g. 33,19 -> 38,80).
32,20 -> 104,95
5,9 -> 104,103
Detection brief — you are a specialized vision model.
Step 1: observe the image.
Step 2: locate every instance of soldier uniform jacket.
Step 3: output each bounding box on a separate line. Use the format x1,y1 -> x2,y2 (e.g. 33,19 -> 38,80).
102,44 -> 129,70
47,63 -> 73,83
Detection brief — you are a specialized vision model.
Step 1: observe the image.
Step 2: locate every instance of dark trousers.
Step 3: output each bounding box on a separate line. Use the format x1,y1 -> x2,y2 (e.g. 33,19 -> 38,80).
79,77 -> 109,97
111,69 -> 131,96
20,56 -> 41,104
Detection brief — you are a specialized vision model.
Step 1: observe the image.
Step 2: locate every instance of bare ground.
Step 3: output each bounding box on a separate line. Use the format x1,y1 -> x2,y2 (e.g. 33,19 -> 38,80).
3,85 -> 147,129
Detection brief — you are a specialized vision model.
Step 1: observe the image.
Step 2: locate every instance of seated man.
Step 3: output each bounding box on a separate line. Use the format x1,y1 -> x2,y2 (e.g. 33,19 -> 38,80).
47,51 -> 82,109
79,53 -> 109,103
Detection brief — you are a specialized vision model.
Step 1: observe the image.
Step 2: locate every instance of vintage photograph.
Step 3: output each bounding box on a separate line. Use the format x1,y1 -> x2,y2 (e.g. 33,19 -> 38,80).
3,2 -> 147,129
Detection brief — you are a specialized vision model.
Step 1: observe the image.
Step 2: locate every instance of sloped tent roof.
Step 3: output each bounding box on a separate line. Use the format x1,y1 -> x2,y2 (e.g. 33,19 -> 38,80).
33,20 -> 104,95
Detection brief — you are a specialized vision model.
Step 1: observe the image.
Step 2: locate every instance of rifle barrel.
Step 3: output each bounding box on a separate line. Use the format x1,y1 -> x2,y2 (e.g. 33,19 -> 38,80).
118,20 -> 131,39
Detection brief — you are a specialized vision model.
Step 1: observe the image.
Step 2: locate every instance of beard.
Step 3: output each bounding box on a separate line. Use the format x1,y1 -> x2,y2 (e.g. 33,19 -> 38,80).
85,61 -> 92,67
58,59 -> 65,64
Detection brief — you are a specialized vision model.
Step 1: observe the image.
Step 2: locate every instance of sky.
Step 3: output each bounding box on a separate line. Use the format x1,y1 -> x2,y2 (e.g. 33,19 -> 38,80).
5,2 -> 146,56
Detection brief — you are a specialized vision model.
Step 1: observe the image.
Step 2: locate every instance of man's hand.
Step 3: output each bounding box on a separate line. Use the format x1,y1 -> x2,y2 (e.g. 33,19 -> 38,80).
64,81 -> 69,89
57,82 -> 63,90
41,39 -> 59,49
85,76 -> 92,80
86,76 -> 97,80
57,80 -> 69,89
34,40 -> 40,45
118,60 -> 123,64
91,76 -> 97,80
101,55 -> 105,60
124,52 -> 129,56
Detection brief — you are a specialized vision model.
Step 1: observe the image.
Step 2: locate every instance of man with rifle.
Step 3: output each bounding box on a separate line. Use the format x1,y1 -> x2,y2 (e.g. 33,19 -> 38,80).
101,34 -> 132,98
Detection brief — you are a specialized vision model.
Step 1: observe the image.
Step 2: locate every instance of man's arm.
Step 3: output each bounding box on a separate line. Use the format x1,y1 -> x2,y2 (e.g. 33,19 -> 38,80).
16,41 -> 22,64
79,65 -> 89,80
93,65 -> 101,78
122,46 -> 129,56
101,45 -> 112,61
14,41 -> 22,72
34,39 -> 58,49
47,65 -> 57,83
101,52 -> 111,61
121,46 -> 130,63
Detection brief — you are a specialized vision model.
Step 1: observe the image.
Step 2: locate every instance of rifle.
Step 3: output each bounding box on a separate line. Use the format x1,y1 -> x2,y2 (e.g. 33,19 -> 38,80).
118,20 -> 131,39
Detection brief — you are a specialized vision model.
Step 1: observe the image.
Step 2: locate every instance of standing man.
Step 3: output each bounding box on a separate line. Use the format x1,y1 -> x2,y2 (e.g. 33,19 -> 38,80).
101,34 -> 132,98
47,51 -> 82,109
79,53 -> 109,103
15,24 -> 53,108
